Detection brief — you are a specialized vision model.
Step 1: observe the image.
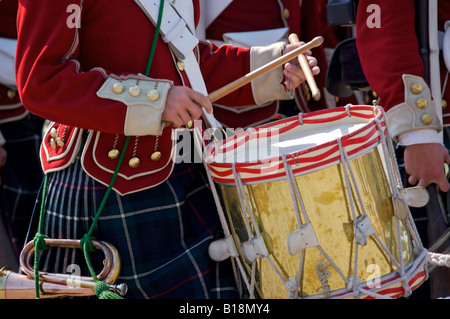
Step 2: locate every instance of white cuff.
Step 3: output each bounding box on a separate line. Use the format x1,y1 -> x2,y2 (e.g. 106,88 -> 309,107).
97,76 -> 173,136
397,128 -> 442,146
385,74 -> 442,142
250,42 -> 294,105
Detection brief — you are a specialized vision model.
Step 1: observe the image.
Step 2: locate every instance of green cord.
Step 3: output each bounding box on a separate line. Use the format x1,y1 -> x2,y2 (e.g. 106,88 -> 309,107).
33,0 -> 165,300
33,175 -> 50,299
145,0 -> 165,76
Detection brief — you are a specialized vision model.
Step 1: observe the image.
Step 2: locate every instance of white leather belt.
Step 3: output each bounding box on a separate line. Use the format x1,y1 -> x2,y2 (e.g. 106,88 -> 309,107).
135,0 -> 198,60
135,0 -> 222,128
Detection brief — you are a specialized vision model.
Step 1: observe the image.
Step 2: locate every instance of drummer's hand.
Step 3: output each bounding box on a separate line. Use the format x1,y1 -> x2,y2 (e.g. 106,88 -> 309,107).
162,86 -> 212,128
283,43 -> 320,90
404,143 -> 450,192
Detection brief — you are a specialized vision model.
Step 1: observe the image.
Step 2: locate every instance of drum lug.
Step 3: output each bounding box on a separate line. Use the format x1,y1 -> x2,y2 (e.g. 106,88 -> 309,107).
392,197 -> 410,221
208,236 -> 239,262
392,187 -> 429,221
398,187 -> 430,208
286,223 -> 319,256
241,235 -> 270,264
346,276 -> 362,292
355,216 -> 375,246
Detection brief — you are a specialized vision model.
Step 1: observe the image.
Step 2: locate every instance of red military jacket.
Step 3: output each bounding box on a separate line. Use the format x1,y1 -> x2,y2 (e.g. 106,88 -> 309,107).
356,0 -> 450,125
0,0 -> 28,125
16,0 -> 264,195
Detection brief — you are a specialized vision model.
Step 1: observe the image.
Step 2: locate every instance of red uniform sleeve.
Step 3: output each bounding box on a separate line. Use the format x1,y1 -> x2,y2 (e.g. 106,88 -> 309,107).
16,0 -> 258,134
199,40 -> 255,106
356,0 -> 425,111
16,0 -> 131,134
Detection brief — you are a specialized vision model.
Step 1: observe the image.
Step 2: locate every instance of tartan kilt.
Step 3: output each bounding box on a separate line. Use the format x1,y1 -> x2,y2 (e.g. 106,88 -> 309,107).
35,154 -> 239,299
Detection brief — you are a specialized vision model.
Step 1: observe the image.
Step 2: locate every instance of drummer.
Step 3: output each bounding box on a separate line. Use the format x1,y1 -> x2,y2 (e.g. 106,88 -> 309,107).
356,0 -> 450,298
15,0 -> 319,299
198,0 -> 329,129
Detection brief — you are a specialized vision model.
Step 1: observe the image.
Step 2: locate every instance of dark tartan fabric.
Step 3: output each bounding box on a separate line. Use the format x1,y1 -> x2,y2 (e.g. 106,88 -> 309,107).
0,115 -> 44,258
36,154 -> 239,299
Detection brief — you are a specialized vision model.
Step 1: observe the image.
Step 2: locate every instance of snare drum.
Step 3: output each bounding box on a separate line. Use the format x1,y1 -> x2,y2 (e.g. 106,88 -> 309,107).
205,105 -> 429,299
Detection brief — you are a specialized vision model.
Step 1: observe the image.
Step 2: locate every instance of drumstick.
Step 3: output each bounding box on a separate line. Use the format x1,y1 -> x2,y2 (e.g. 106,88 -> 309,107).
288,33 -> 321,101
208,36 -> 324,103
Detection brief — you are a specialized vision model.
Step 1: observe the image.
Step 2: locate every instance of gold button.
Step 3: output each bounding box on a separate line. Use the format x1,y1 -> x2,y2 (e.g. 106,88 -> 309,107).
50,127 -> 57,138
177,60 -> 185,71
421,113 -> 432,125
411,83 -> 423,94
129,85 -> 141,97
50,138 -> 57,149
56,137 -> 65,147
6,90 -> 16,99
416,97 -> 428,109
112,82 -> 124,94
108,149 -> 120,160
151,151 -> 162,162
147,89 -> 160,102
283,8 -> 290,19
129,157 -> 141,168
303,86 -> 311,102
442,99 -> 447,110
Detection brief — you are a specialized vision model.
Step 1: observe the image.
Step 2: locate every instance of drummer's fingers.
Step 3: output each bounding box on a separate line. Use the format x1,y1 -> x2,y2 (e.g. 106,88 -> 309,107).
437,177 -> 450,192
444,150 -> 450,164
184,101 -> 203,122
306,56 -> 320,75
408,174 -> 419,187
190,90 -> 213,114
409,170 -> 450,192
283,63 -> 319,89
283,64 -> 302,90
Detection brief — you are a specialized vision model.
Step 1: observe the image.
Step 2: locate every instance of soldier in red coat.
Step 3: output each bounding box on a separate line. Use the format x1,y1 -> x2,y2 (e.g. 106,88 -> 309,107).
356,0 -> 450,298
15,0 -> 318,298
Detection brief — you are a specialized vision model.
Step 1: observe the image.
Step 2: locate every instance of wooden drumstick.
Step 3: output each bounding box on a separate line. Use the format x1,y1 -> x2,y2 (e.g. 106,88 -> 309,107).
208,36 -> 324,103
288,33 -> 321,101
165,36 -> 324,128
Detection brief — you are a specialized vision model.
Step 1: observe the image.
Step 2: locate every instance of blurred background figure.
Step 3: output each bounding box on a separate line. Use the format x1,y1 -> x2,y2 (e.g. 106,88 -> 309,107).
355,0 -> 449,298
0,0 -> 44,271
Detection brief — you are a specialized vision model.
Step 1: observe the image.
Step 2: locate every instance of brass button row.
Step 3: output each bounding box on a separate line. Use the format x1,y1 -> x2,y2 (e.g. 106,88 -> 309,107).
410,83 -> 433,126
49,127 -> 65,149
112,82 -> 160,102
107,149 -> 162,167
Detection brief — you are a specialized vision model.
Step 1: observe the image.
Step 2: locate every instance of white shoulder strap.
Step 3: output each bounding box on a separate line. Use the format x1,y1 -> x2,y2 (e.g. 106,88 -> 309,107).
201,0 -> 233,28
134,0 -> 222,129
134,0 -> 198,60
